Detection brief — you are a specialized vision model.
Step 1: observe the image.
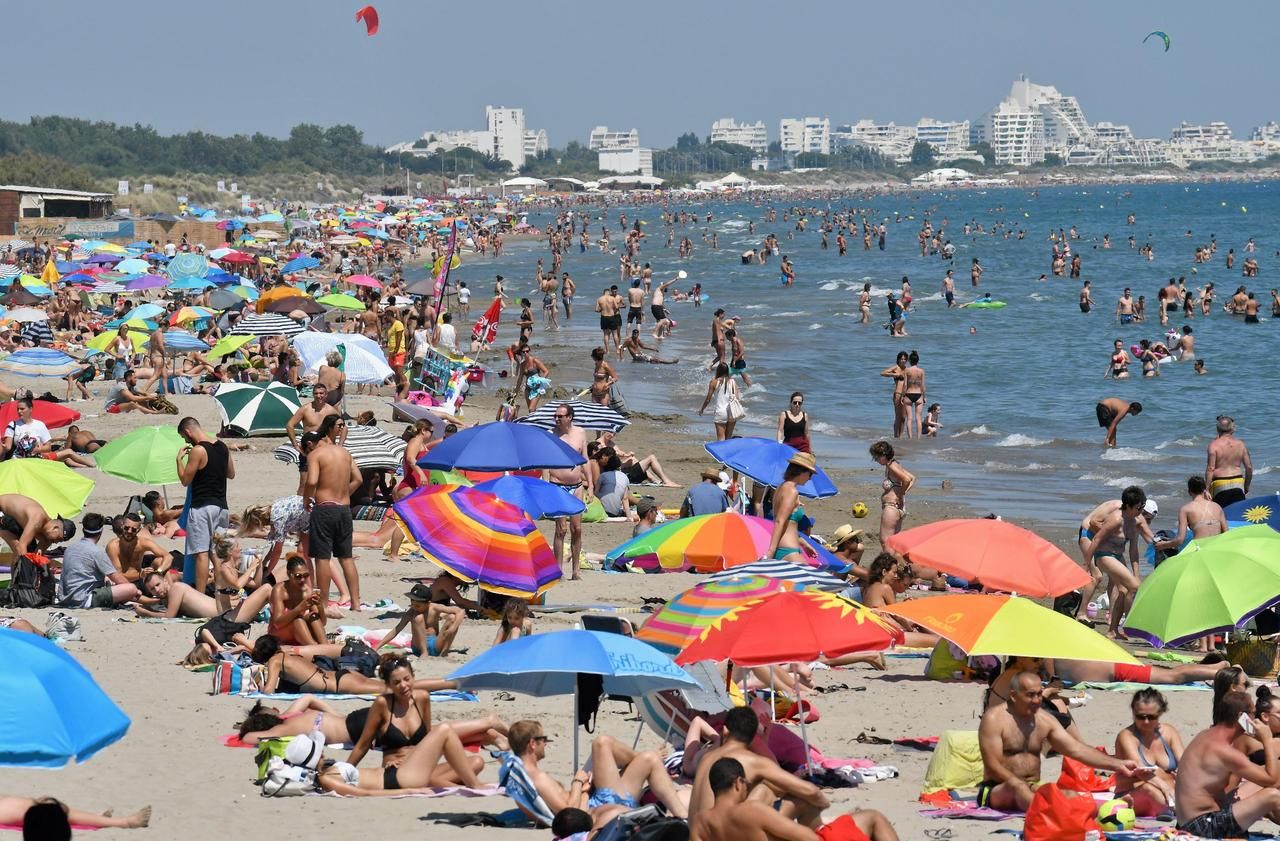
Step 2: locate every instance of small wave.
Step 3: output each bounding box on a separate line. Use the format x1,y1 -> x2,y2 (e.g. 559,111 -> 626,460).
1257,465 -> 1275,475
1029,293 -> 1050,302
953,425 -> 996,437
809,420 -> 849,436
819,281 -> 841,291
983,461 -> 1051,472
741,383 -> 769,395
1078,472 -> 1145,488
1101,447 -> 1164,463
770,311 -> 805,318
808,323 -> 823,330
994,434 -> 1049,448
1154,437 -> 1196,450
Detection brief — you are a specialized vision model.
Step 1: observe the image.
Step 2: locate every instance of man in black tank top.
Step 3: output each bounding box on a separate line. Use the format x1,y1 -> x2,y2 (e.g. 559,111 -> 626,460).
177,417 -> 235,596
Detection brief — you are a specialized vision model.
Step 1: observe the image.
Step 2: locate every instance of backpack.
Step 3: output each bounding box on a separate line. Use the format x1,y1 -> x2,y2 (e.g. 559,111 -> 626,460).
595,807 -> 688,841
336,638 -> 379,678
2,553 -> 55,608
260,732 -> 324,797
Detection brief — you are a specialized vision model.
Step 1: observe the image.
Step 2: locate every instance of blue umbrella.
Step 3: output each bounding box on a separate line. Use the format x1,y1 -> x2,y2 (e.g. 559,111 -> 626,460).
800,533 -> 854,572
55,261 -> 82,273
704,437 -> 838,499
0,628 -> 131,766
281,256 -> 320,273
417,421 -> 587,472
169,277 -> 214,292
447,629 -> 698,764
472,475 -> 586,519
1225,494 -> 1280,531
167,253 -> 208,279
127,241 -> 152,250
162,330 -> 211,352
0,348 -> 82,378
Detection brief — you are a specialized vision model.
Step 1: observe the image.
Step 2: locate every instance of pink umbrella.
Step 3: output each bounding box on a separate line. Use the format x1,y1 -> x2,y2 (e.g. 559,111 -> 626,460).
347,274 -> 382,288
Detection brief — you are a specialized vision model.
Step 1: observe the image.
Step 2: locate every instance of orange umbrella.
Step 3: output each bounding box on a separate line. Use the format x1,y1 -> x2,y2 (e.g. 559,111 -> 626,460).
884,519 -> 1089,598
255,285 -> 311,314
675,590 -> 902,667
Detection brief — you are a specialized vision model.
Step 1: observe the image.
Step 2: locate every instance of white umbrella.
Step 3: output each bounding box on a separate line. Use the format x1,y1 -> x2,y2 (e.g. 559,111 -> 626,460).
4,307 -> 49,323
292,332 -> 391,384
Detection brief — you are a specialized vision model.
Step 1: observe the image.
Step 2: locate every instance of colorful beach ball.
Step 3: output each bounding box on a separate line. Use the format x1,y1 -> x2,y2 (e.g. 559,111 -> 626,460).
1097,799 -> 1135,831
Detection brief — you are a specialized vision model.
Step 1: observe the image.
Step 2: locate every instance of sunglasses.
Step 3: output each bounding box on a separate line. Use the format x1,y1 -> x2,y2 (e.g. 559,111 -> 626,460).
1133,713 -> 1160,722
291,572 -> 310,581
532,735 -> 551,743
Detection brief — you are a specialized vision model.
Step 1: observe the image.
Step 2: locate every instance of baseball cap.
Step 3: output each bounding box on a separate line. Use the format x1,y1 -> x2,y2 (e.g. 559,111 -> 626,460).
636,499 -> 656,517
406,583 -> 433,602
1142,499 -> 1159,517
57,517 -> 76,542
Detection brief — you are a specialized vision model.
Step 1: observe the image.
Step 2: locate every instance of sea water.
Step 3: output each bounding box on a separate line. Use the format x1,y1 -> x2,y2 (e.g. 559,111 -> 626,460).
406,180 -> 1280,527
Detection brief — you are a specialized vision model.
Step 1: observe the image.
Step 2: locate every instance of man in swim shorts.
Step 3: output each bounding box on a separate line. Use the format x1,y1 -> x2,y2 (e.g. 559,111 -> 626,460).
1175,691 -> 1280,838
1205,415 -> 1251,508
305,430 -> 362,614
978,671 -> 1148,812
1095,397 -> 1142,448
1080,486 -> 1156,639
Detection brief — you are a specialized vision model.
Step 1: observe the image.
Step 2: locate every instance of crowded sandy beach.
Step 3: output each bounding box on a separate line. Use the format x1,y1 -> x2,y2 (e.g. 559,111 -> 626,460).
0,177 -> 1276,841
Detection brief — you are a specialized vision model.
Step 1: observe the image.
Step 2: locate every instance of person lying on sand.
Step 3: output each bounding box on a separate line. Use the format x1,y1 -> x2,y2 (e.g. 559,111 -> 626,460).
4,797 -> 149,834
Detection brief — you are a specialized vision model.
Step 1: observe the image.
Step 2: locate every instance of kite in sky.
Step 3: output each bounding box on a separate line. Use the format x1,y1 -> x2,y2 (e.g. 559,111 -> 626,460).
356,5 -> 379,36
1143,30 -> 1170,52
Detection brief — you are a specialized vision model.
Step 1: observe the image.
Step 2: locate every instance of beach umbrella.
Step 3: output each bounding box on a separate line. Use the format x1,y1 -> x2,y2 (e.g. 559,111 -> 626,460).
169,306 -> 217,326
705,560 -> 846,592
1124,525 -> 1280,647
605,512 -> 822,573
880,594 -> 1139,664
123,273 -> 169,291
264,296 -> 324,316
0,348 -> 81,378
447,629 -> 699,765
219,251 -> 255,265
471,474 -> 586,519
0,628 -> 131,767
0,400 -> 80,431
207,334 -> 256,359
291,332 -> 390,384
166,253 -> 208,279
120,303 -> 167,322
1,240 -> 33,253
676,590 -> 902,667
93,425 -> 185,485
316,293 -> 366,311
416,421 -> 586,472
394,485 -> 561,597
208,288 -> 249,311
229,312 -> 305,339
19,319 -> 54,346
212,381 -> 301,436
3,307 -> 48,323
346,274 -> 382,288
704,437 -> 838,499
168,276 -> 214,292
0,458 -> 94,516
517,400 -> 630,433
281,256 -> 321,273
885,518 -> 1090,598
216,219 -> 245,231
636,576 -> 792,655
115,258 -> 150,275
272,423 -> 406,472
1224,494 -> 1280,531
84,253 -> 121,266
160,330 -> 210,353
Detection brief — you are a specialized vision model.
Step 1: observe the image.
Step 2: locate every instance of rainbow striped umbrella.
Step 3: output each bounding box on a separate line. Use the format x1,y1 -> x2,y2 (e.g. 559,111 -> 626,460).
393,486 -> 561,597
605,512 -> 822,573
636,576 -> 791,655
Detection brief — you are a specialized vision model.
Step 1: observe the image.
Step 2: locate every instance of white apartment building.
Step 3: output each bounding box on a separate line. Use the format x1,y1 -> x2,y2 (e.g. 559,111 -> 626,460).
709,118 -> 768,154
386,129 -> 487,157
779,117 -> 831,155
524,129 -> 549,160
1006,76 -> 1094,153
833,120 -> 916,162
1171,121 -> 1232,143
1252,121 -> 1280,142
976,98 -> 1045,166
915,119 -> 970,154
1165,122 -> 1261,165
486,106 -> 527,168
598,147 -> 654,177
588,126 -> 640,151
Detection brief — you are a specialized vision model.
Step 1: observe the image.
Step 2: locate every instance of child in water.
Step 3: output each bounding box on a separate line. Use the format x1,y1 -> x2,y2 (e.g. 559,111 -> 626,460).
923,404 -> 942,437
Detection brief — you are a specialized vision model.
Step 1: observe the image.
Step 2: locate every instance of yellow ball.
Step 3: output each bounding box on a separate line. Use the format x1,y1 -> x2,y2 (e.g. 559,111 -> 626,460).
851,502 -> 869,519
1097,799 -> 1136,831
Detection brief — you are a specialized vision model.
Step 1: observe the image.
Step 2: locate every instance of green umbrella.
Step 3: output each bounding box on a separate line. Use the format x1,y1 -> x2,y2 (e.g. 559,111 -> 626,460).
212,381 -> 300,436
316,293 -> 366,312
0,459 -> 94,516
93,425 -> 185,485
208,334 -> 256,359
429,469 -> 473,486
1124,525 -> 1280,647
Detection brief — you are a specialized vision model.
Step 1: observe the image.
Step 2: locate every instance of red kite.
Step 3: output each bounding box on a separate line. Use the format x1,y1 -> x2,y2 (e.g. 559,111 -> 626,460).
355,5 -> 379,36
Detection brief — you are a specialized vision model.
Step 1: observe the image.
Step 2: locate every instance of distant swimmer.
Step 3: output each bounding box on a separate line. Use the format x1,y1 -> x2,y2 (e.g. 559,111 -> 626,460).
1080,280 -> 1093,313
1096,398 -> 1142,448
942,270 -> 956,307
859,282 -> 872,325
779,256 -> 795,287
971,257 -> 983,286
1116,287 -> 1136,324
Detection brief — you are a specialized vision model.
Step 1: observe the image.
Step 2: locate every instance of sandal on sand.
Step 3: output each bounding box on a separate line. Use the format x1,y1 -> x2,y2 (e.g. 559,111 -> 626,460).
855,731 -> 891,745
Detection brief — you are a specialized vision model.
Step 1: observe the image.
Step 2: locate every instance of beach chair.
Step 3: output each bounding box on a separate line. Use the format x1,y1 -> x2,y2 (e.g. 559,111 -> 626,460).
496,751 -> 555,827
637,660 -> 735,747
580,615 -> 638,710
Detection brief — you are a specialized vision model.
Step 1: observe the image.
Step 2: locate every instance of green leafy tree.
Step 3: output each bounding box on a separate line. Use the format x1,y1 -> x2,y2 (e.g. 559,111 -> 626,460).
909,140 -> 936,167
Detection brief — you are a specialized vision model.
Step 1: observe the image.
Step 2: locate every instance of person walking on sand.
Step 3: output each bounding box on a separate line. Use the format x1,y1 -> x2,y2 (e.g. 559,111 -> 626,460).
305,417 -> 363,612
1096,397 -> 1142,448
547,405 -> 590,580
699,363 -> 741,441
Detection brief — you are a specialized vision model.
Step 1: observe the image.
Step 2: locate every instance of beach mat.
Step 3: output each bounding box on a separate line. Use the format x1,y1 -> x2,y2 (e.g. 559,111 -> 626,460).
239,690 -> 478,702
919,806 -> 1020,821
313,784 -> 502,799
1072,681 -> 1210,692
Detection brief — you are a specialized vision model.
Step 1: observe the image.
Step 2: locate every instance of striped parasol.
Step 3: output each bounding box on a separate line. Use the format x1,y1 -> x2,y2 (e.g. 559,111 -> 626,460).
0,348 -> 81,378
273,423 -> 406,471
393,485 -> 561,597
605,512 -> 823,573
229,312 -> 305,338
1,240 -> 33,253
0,265 -> 20,280
636,576 -> 791,655
212,381 -> 301,435
706,560 -> 847,592
517,400 -> 629,432
20,320 -> 54,346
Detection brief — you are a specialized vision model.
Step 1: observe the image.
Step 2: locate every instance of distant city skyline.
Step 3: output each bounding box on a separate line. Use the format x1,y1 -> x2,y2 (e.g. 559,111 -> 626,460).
3,0 -> 1277,149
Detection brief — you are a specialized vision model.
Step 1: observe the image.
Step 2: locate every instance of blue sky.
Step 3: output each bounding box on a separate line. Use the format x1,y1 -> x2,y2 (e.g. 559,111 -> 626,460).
10,0 -> 1277,148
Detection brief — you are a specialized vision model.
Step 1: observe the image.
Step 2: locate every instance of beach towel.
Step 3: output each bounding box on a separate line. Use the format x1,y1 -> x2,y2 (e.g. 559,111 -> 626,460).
238,689 -> 478,702
496,751 -> 555,827
311,784 -> 502,799
922,731 -> 983,794
893,736 -> 939,752
918,805 -> 1020,821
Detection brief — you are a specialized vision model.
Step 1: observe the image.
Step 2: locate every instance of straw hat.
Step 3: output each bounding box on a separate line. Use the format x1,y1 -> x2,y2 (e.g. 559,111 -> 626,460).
700,468 -> 722,482
830,524 -> 864,548
787,451 -> 818,472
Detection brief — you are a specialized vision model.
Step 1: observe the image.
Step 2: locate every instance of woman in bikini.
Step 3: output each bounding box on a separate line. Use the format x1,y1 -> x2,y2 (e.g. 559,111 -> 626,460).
1105,339 -> 1130,379
267,555 -> 327,646
901,351 -> 926,438
870,440 -> 913,543
252,635 -> 393,696
1115,688 -> 1183,815
765,451 -> 817,561
879,352 -> 908,438
862,553 -> 940,649
315,719 -> 483,795
0,797 -> 149,833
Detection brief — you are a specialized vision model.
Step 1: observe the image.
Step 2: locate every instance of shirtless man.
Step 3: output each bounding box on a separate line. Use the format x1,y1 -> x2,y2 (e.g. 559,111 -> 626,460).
692,757 -> 899,841
316,351 -> 346,408
942,270 -> 956,308
594,288 -> 622,358
1081,486 -> 1156,638
1205,415 -> 1251,508
561,272 -> 575,320
651,274 -> 678,324
690,707 -> 829,828
977,671 -> 1148,811
1079,280 -> 1093,313
621,329 -> 677,364
133,569 -> 221,619
1174,325 -> 1196,361
107,513 -> 170,582
1115,287 -> 1136,325
54,425 -> 106,455
626,279 -> 645,328
305,427 -> 363,612
0,493 -> 74,557
1175,691 -> 1280,838
286,383 -> 340,448
546,405 -> 590,579
1095,397 -> 1142,448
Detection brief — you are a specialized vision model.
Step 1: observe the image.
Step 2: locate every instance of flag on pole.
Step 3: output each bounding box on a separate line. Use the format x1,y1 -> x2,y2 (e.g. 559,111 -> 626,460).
472,297 -> 502,346
431,223 -> 458,315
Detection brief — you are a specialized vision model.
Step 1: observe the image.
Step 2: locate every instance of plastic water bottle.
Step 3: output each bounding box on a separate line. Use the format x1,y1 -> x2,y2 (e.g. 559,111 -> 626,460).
239,547 -> 257,574
1085,831 -> 1101,841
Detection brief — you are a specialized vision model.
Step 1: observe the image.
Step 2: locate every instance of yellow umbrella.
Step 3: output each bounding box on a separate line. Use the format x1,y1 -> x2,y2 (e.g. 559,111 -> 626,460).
208,334 -> 256,359
40,260 -> 60,287
0,458 -> 94,516
258,257 -> 277,266
432,253 -> 462,273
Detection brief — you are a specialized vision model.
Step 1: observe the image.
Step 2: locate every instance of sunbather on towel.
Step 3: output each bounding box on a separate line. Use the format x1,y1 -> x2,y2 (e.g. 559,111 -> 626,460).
0,797 -> 150,833
1054,655 -> 1230,687
316,720 -> 483,794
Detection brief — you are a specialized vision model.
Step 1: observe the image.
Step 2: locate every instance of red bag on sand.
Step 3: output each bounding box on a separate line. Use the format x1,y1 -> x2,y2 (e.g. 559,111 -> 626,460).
1023,783 -> 1102,841
1057,756 -> 1115,793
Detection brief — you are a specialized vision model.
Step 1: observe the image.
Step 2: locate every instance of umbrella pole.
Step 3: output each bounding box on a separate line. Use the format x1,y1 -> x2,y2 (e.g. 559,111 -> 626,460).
769,666 -> 777,723
797,679 -> 813,777
573,685 -> 581,770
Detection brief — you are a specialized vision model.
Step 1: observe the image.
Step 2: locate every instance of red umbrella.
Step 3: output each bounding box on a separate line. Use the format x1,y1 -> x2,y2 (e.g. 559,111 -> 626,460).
219,252 -> 255,264
675,590 -> 902,667
0,399 -> 81,431
884,518 -> 1089,598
